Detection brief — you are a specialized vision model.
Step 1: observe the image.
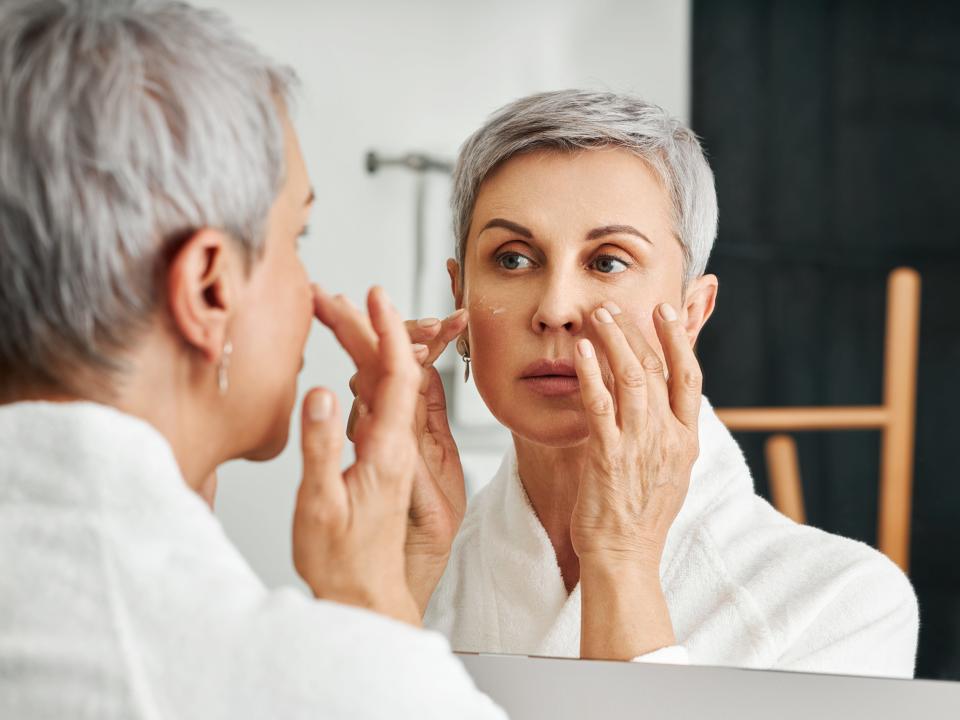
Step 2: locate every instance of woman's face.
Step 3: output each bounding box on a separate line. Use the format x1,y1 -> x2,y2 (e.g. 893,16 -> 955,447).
454,147 -> 714,448
227,115 -> 315,460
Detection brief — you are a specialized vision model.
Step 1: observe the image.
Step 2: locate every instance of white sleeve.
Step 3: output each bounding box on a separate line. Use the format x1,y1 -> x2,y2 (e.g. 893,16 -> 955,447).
631,645 -> 690,664
213,589 -> 509,720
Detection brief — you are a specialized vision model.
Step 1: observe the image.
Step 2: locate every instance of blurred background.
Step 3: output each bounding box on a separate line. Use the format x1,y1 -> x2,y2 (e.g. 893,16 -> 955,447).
206,0 -> 960,680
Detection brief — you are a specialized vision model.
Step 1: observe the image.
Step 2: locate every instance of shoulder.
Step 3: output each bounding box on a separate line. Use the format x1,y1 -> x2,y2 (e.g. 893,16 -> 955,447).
701,487 -> 915,609
689,492 -> 918,674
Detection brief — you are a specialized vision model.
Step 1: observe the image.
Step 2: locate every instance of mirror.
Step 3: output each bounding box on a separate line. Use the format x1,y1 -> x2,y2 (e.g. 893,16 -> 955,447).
208,0 -> 960,682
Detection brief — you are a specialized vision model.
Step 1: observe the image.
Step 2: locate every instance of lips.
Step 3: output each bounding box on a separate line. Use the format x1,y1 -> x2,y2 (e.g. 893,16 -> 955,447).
520,358 -> 577,378
519,358 -> 579,396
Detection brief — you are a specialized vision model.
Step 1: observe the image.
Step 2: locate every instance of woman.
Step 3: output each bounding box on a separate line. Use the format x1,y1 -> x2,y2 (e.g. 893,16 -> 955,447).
0,2 -> 504,717
350,90 -> 919,677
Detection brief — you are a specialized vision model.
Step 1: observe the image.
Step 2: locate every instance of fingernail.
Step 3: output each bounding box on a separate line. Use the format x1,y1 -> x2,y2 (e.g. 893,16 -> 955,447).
660,303 -> 678,321
412,343 -> 429,355
447,308 -> 467,322
308,391 -> 333,421
603,302 -> 622,315
595,307 -> 614,324
577,339 -> 594,359
417,317 -> 440,327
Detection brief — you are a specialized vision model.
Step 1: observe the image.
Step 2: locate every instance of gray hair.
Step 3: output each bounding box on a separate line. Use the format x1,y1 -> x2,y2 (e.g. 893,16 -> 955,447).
0,0 -> 295,396
451,90 -> 718,286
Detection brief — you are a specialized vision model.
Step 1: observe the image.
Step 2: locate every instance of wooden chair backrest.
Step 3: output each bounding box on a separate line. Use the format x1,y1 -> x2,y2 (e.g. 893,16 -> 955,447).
714,267 -> 921,573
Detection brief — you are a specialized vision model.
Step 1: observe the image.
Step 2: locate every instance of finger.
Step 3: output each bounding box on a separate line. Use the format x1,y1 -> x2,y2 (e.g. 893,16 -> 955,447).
424,309 -> 468,366
605,303 -> 672,412
405,309 -> 468,367
359,287 -> 420,463
351,344 -> 427,407
573,338 -> 619,448
413,343 -> 429,363
345,397 -> 368,442
313,285 -> 379,372
421,366 -> 453,438
298,388 -> 347,516
589,304 -> 651,429
405,318 -> 444,345
654,302 -> 703,430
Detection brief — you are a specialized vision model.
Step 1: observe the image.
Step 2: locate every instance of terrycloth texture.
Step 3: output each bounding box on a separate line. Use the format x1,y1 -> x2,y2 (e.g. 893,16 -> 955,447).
425,398 -> 919,678
0,402 -> 505,720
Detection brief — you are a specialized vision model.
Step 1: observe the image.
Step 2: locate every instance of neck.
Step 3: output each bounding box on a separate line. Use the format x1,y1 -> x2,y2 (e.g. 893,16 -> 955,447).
3,335 -> 227,497
513,435 -> 588,593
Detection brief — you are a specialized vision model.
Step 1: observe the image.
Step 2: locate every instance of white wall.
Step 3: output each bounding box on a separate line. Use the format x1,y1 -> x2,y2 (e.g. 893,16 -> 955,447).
207,0 -> 691,589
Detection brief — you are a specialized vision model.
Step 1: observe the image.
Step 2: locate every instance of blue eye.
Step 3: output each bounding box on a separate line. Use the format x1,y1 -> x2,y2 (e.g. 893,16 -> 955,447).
591,255 -> 629,274
497,252 -> 535,270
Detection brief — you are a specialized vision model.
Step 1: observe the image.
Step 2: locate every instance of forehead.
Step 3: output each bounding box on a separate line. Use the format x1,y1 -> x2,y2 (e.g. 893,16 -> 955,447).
471,147 -> 673,237
280,114 -> 310,199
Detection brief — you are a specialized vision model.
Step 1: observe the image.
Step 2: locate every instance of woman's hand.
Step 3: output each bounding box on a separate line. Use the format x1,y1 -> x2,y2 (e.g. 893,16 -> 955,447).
347,310 -> 469,615
571,301 -> 702,660
292,286 -> 422,626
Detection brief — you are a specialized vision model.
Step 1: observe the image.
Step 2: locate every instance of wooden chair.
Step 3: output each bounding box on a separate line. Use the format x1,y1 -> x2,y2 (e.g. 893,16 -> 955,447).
714,267 -> 921,573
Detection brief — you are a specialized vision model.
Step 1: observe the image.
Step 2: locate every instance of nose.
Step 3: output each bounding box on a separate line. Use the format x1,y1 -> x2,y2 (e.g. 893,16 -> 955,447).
531,269 -> 584,335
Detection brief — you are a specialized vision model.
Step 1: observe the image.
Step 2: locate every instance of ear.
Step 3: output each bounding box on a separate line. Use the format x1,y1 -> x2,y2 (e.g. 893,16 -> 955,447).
166,229 -> 237,363
681,273 -> 718,347
447,258 -> 464,310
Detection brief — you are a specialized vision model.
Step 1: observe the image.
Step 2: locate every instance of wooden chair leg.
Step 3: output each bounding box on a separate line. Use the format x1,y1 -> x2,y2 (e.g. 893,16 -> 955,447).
878,267 -> 921,572
765,434 -> 806,525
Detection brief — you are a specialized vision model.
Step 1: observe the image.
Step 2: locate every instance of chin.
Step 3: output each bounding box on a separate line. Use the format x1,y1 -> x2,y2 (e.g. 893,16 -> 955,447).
241,394 -> 296,462
243,424 -> 290,462
495,403 -> 590,448
477,376 -> 590,448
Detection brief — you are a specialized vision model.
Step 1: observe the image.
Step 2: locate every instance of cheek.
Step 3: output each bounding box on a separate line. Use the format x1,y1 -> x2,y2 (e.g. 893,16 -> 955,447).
244,257 -> 312,369
274,255 -> 313,343
464,284 -> 529,366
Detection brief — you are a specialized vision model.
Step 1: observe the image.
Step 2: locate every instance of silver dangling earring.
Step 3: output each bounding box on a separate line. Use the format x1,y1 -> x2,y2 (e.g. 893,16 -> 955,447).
218,339 -> 233,395
456,336 -> 471,383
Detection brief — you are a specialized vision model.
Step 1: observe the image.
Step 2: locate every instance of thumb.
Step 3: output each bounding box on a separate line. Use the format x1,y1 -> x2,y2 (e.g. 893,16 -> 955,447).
299,388 -> 346,512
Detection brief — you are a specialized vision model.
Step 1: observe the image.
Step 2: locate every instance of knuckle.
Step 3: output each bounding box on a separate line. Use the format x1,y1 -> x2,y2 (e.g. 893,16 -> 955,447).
681,367 -> 703,391
619,364 -> 647,389
640,354 -> 663,373
587,395 -> 614,416
299,497 -> 335,528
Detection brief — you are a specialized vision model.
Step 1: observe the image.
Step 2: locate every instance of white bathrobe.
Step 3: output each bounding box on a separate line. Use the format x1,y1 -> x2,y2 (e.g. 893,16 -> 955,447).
0,402 -> 505,719
425,398 -> 920,678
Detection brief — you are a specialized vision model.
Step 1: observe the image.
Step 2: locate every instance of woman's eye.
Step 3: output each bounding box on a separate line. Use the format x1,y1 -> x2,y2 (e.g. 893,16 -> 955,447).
591,255 -> 630,274
497,252 -> 534,270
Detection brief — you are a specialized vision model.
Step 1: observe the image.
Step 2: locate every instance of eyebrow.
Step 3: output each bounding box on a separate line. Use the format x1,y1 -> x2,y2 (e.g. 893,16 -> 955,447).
479,218 -> 532,238
586,224 -> 653,245
479,217 -> 653,245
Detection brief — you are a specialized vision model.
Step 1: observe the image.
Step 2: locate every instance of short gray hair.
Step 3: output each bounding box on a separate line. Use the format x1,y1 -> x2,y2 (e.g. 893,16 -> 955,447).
0,0 -> 295,395
451,90 -> 718,285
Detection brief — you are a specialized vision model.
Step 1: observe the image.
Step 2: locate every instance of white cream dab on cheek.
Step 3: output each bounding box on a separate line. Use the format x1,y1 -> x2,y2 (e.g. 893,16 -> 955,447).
491,307 -> 505,315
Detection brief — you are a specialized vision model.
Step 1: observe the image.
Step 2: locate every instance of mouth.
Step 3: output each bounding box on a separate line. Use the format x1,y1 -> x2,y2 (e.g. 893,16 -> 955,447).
519,358 -> 579,396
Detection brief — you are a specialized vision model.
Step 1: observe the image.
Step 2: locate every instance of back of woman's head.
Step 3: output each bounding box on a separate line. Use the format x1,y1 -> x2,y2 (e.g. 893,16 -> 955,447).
0,0 -> 295,397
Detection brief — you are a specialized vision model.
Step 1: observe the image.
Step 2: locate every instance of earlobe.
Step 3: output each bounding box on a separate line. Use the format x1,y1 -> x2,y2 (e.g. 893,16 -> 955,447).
682,274 -> 719,346
446,258 -> 464,310
166,229 -> 236,363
